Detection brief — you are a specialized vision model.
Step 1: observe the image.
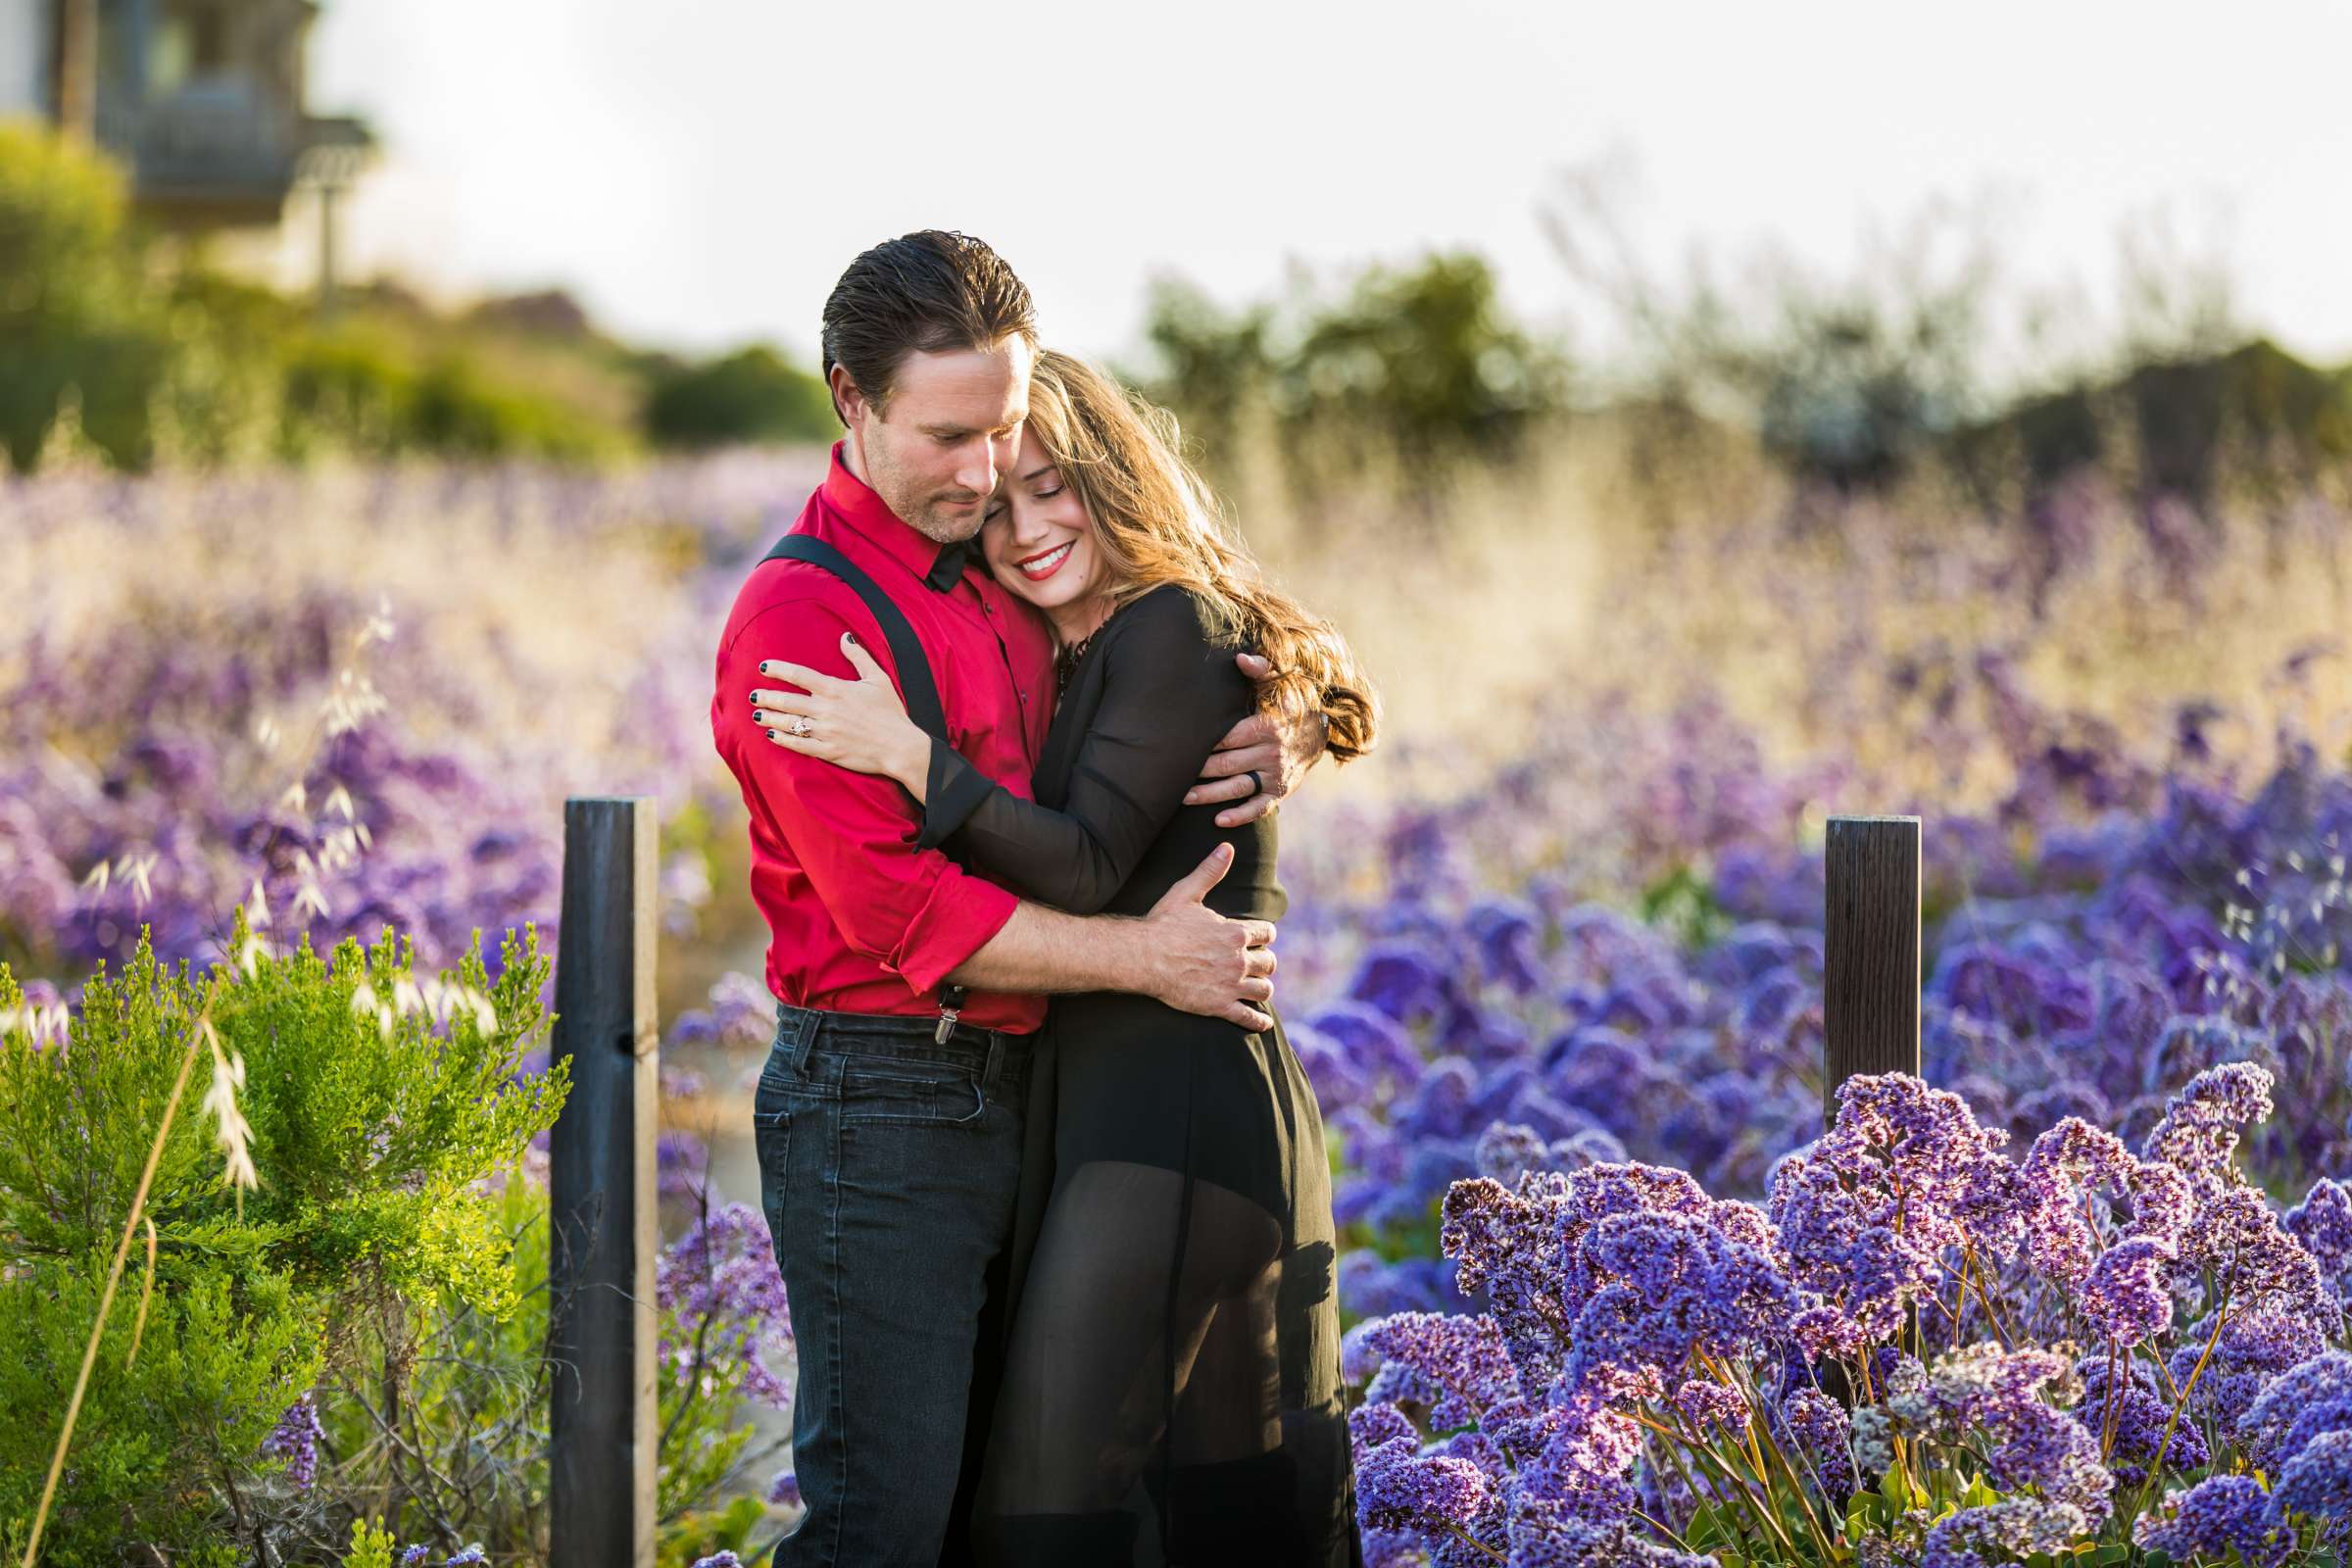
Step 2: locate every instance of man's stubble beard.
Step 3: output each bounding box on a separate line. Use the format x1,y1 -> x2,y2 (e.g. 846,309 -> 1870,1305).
914,502 -> 986,545
866,429 -> 987,546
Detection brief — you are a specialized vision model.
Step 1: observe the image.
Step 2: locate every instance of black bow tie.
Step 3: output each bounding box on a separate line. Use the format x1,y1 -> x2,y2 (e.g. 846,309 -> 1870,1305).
924,536 -> 974,592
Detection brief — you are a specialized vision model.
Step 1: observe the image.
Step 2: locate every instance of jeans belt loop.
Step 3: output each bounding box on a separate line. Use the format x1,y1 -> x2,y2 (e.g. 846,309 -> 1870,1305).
787,1004 -> 821,1075
979,1028 -> 1004,1102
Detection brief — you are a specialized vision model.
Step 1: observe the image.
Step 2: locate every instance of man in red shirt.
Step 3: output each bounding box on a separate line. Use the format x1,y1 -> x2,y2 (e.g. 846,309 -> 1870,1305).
710,231 -> 1328,1567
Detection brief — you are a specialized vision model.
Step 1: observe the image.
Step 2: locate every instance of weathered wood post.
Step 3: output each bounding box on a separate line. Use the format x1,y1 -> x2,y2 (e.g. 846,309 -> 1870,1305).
549,796 -> 660,1566
1822,814 -> 1923,1129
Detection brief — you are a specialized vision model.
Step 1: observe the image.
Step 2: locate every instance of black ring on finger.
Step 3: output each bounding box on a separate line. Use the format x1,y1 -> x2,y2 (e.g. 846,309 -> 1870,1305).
1244,768 -> 1262,798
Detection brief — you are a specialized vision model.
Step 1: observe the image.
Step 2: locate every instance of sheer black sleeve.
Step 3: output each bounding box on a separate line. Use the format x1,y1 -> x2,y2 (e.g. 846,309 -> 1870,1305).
911,586 -> 1250,914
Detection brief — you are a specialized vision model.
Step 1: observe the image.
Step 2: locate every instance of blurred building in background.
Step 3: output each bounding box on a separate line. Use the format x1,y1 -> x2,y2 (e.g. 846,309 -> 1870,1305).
1,0 -> 369,289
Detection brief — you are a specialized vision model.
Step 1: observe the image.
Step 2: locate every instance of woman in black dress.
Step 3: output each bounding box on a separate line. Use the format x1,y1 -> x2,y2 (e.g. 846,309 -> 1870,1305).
756,349 -> 1378,1565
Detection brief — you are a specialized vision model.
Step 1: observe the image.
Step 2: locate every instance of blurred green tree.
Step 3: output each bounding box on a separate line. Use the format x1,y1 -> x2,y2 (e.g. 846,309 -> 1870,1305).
1282,251 -> 1566,471
1137,253 -> 1568,512
0,119 -> 174,469
643,344 -> 837,449
1138,273 -> 1277,463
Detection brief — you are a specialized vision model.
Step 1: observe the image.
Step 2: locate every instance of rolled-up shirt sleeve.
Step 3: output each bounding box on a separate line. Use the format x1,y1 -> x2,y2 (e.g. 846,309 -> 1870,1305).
719,594 -> 1017,996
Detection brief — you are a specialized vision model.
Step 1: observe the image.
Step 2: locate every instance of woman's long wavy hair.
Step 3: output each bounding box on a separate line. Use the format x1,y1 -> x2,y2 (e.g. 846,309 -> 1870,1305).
1020,349 -> 1379,763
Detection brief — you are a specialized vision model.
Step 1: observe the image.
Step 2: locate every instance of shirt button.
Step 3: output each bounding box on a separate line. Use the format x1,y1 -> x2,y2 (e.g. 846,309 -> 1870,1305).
984,602 -> 996,616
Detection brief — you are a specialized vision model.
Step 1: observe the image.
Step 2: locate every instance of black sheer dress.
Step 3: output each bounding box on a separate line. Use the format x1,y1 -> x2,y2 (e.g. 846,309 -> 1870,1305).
916,581 -> 1360,1567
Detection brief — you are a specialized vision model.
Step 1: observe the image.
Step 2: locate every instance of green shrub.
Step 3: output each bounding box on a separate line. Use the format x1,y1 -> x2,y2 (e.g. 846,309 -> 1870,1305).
643,343 -> 836,449
0,122 -> 640,471
277,322 -> 418,458
280,321 -> 629,463
409,353 -> 622,461
0,117 -> 176,470
1138,253 -> 1567,512
153,269 -> 305,464
0,912 -> 567,1562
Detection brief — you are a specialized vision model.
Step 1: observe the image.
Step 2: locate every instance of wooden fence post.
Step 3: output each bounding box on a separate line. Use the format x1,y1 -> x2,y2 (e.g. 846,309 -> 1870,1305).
1822,814 -> 1923,1130
549,797 -> 660,1566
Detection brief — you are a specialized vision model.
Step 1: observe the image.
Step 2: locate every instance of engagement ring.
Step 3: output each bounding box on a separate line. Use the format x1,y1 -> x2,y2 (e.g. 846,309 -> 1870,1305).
787,715 -> 814,738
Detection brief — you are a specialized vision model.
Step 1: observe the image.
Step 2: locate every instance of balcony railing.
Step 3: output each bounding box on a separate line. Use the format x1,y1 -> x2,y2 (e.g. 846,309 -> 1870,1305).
96,74 -> 370,220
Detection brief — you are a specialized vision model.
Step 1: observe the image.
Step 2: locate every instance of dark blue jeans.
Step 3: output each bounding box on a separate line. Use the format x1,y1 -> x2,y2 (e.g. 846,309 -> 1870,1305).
753,1001 -> 1045,1567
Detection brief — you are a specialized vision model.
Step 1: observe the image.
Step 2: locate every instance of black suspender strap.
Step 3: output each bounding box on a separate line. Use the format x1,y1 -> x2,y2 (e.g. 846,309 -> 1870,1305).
758,532 -> 971,1016
760,534 -> 949,744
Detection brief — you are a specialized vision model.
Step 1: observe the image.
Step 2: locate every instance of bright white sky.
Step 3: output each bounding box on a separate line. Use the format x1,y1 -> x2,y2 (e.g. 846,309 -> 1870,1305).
307,0 -> 2352,382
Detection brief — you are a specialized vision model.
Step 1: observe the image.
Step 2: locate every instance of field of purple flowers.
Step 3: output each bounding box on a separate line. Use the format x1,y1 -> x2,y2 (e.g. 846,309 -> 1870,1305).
4,445 -> 2351,1561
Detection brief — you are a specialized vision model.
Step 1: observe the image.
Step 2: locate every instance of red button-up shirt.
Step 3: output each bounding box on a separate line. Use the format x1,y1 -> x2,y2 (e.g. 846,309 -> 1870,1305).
711,441 -> 1056,1031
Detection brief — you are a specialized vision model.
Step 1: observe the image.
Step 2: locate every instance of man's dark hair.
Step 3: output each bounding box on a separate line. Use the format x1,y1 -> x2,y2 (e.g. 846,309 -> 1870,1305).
820,230 -> 1037,425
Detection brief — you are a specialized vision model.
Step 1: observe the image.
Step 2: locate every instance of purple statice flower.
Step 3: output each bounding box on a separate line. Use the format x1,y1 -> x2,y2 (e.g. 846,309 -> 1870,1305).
1767,1075 -> 2018,1350
2263,1396 -> 2352,1490
766,1468 -> 802,1507
1771,1386 -> 1856,1500
1787,1302 -> 1870,1361
2075,1378 -> 2207,1489
1348,941 -> 1469,1034
2174,1307 -> 2331,1430
1348,1401 -> 1492,1534
257,1391 -> 326,1490
2140,1060 -> 2275,1194
1466,897 -> 1546,996
2133,1474 -> 2293,1565
2017,1117 -> 2139,1284
1441,1173 -> 1574,1396
2142,1013 -> 2276,1098
444,1549 -> 488,1568
2078,1235 -> 2178,1347
1474,1120 -> 1549,1185
1427,1423 -> 1503,1485
1303,999 -> 1424,1100
1672,1379 -> 1749,1435
2289,1177 -> 2352,1299
2010,1078 -> 2112,1142
1447,1159 -> 1788,1406
1343,1311 -> 1518,1430
1560,1204 -> 1796,1393
1918,1343 -> 2111,1528
397,1549 -> 429,1568
1518,1382 -> 1644,1518
654,1200 -> 795,1411
2271,1428 -> 2352,1526
1290,1019 -> 1370,1113
656,1129 -> 710,1201
688,1554 -> 744,1568
2176,1184 -> 2333,1325
1500,1496 -> 1721,1567
2237,1352 -> 2352,1470
666,969 -> 780,1051
1339,1250 -> 1474,1317
2126,1155 -> 2195,1237
1920,1498 -> 2087,1568
2015,1118 -> 2190,1339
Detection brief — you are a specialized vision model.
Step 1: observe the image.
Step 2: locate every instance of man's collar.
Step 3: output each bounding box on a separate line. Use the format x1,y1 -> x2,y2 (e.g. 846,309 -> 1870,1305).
821,439 -> 976,593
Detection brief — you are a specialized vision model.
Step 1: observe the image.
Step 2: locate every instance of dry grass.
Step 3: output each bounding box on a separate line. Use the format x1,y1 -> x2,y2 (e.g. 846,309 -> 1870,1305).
1227,408 -> 2352,816
10,418 -> 2346,897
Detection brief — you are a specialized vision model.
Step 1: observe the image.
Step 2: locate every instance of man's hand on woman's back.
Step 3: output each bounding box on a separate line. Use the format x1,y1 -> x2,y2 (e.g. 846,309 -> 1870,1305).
940,841 -> 1276,1029
1138,842 -> 1277,1032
